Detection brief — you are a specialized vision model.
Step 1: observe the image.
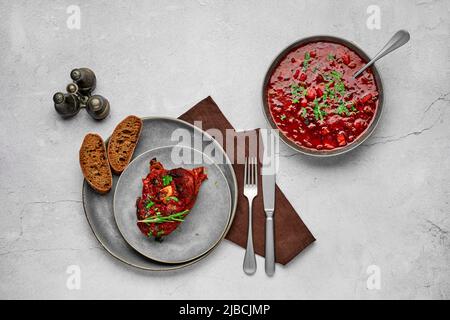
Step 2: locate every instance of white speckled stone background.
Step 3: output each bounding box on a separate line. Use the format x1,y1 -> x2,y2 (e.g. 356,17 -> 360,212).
0,0 -> 449,299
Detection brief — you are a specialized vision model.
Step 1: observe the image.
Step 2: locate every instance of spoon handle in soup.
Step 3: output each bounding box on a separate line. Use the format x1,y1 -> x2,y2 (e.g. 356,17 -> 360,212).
353,30 -> 410,79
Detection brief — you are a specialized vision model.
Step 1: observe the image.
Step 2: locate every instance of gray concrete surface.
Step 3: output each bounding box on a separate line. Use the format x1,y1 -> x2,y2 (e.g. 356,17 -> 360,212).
0,0 -> 449,299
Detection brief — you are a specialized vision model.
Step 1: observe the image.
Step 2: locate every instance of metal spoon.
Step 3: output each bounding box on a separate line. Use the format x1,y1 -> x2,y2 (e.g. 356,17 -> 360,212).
353,30 -> 410,79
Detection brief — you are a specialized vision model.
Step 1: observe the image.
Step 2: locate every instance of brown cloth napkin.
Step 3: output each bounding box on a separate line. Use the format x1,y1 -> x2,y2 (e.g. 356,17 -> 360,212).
179,96 -> 315,265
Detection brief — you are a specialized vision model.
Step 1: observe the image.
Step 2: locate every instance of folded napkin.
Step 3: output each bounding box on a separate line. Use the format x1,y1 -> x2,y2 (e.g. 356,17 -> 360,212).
179,97 -> 315,265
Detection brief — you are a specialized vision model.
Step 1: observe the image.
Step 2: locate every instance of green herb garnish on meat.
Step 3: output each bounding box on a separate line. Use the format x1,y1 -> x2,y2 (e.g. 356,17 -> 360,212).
138,210 -> 190,224
145,201 -> 155,209
166,196 -> 179,202
280,114 -> 286,121
162,175 -> 172,186
327,53 -> 335,61
156,230 -> 165,237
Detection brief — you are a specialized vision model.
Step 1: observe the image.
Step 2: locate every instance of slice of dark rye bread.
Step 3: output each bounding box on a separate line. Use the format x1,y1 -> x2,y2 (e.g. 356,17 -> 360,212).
79,133 -> 113,194
107,115 -> 143,174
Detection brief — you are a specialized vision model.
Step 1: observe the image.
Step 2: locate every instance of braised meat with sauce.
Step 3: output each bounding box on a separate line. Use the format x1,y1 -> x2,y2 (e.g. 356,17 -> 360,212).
136,158 -> 207,241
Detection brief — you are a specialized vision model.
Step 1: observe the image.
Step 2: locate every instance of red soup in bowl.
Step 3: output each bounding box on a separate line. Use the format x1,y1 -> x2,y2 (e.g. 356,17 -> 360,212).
266,40 -> 380,152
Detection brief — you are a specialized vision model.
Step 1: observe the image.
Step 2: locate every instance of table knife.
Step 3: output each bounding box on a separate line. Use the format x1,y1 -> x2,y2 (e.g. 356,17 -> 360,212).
262,133 -> 276,276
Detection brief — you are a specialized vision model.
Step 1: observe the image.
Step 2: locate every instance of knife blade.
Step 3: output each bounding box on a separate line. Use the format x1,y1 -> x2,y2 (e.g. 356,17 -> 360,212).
262,173 -> 275,212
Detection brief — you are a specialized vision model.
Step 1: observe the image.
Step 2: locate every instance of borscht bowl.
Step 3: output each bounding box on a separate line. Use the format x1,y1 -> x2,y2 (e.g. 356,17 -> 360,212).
262,36 -> 384,156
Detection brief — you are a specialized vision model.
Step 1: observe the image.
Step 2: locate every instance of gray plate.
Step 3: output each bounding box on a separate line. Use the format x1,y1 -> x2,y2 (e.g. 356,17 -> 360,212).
82,117 -> 238,271
114,145 -> 232,264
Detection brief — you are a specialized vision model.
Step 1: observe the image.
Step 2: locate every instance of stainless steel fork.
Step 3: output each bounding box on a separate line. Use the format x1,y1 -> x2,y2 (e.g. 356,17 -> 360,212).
243,156 -> 258,275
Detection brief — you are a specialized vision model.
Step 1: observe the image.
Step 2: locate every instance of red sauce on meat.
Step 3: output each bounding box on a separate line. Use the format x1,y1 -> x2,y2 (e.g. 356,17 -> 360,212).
136,159 -> 207,240
267,41 -> 379,150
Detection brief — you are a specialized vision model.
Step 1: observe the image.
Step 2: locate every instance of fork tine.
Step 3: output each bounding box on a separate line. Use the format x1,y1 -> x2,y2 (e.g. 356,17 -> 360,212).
244,157 -> 248,186
254,157 -> 257,186
253,157 -> 256,185
251,157 -> 256,185
249,157 -> 252,185
248,157 -> 251,185
249,157 -> 253,185
254,157 -> 258,186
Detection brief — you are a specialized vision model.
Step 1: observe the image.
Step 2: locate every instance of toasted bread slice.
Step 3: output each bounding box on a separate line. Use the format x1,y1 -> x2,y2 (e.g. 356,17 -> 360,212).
108,115 -> 143,174
79,133 -> 112,194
